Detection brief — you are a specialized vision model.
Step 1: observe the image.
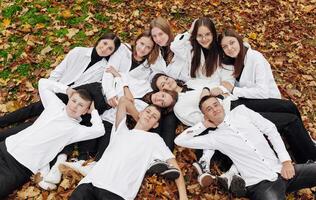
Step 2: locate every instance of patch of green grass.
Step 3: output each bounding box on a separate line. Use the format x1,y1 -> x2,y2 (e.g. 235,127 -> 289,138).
2,5 -> 22,18
74,30 -> 87,41
35,60 -> 51,69
33,0 -> 51,7
55,28 -> 69,38
20,8 -> 51,25
110,0 -> 124,3
0,69 -> 10,79
16,64 -> 31,77
47,7 -> 58,14
66,15 -> 87,25
8,35 -> 23,43
0,50 -> 8,59
52,45 -> 65,56
119,31 -> 129,41
95,13 -> 110,22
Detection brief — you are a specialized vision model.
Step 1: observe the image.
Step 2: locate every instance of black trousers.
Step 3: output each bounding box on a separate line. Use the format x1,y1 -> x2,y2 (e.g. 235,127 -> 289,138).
151,111 -> 178,151
0,82 -> 109,128
231,98 -> 316,163
70,183 -> 124,200
247,163 -> 316,200
0,142 -> 32,199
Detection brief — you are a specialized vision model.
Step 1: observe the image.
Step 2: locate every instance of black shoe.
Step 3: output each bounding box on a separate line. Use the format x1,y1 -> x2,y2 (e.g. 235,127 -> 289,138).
230,175 -> 247,197
217,176 -> 229,191
160,167 -> 180,180
146,159 -> 169,176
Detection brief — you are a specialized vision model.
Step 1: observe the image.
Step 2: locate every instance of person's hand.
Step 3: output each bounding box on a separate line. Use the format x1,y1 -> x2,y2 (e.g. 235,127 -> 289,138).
210,87 -> 224,96
88,101 -> 95,114
281,161 -> 295,180
66,87 -> 76,98
200,87 -> 211,99
107,96 -> 118,108
189,18 -> 198,34
221,81 -> 234,93
105,66 -> 120,77
203,119 -> 217,128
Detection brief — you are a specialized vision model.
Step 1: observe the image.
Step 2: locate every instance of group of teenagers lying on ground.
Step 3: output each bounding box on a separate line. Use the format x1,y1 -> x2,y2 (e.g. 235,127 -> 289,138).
0,16 -> 315,200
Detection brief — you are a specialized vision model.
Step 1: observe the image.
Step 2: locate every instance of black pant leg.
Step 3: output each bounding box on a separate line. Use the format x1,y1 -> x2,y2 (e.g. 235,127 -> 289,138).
260,112 -> 316,163
0,121 -> 33,142
153,112 -> 178,151
0,101 -> 44,128
95,121 -> 112,161
69,183 -> 96,200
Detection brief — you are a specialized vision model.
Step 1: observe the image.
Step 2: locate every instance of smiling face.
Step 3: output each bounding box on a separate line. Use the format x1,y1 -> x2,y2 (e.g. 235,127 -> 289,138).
221,36 -> 240,58
155,75 -> 178,91
66,93 -> 91,119
150,91 -> 173,108
138,105 -> 161,130
151,27 -> 169,47
201,97 -> 225,125
196,25 -> 213,49
135,36 -> 154,58
95,39 -> 115,57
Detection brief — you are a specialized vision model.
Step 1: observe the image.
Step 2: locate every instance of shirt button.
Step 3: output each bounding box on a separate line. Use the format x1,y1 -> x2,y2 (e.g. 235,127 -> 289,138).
254,149 -> 256,151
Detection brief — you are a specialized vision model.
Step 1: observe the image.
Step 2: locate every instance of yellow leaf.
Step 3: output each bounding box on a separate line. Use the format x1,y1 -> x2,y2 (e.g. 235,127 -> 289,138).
248,32 -> 257,40
211,0 -> 221,6
40,45 -> 53,55
35,23 -> 45,29
270,42 -> 278,48
61,9 -> 72,18
132,9 -> 140,17
21,23 -> 32,33
2,18 -> 10,27
66,28 -> 79,39
60,178 -> 71,189
302,5 -> 315,13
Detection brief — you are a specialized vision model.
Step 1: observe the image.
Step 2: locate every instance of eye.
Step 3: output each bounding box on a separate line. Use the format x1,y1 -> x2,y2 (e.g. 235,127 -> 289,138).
108,47 -> 113,51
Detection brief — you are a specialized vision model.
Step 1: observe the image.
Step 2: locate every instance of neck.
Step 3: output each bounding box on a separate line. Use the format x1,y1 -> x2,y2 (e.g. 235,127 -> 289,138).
133,52 -> 143,61
134,123 -> 149,131
176,86 -> 183,93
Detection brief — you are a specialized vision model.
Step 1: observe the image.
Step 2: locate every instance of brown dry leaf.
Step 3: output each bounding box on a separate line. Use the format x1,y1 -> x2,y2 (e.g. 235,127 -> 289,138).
60,178 -> 71,189
17,186 -> 41,199
66,28 -> 79,39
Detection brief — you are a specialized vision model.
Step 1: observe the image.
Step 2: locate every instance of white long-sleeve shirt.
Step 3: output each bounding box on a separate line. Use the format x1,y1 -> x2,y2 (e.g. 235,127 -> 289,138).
49,47 -> 111,88
102,44 -> 152,100
5,79 -> 105,173
79,117 -> 174,200
233,43 -> 281,99
175,105 -> 291,186
171,32 -> 235,85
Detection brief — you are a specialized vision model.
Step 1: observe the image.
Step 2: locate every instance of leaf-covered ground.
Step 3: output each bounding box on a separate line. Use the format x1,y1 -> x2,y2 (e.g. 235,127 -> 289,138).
0,0 -> 315,199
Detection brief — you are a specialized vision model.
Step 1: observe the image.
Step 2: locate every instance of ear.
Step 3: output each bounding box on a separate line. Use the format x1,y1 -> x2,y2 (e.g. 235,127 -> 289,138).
153,122 -> 159,129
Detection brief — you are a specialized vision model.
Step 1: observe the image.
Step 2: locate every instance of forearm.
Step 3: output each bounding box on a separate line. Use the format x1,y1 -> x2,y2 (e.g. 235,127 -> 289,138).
168,158 -> 188,199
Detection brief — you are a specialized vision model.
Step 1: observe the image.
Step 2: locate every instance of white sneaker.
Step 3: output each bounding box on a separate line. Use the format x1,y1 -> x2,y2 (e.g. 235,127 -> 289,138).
62,160 -> 95,176
44,165 -> 62,184
38,180 -> 57,190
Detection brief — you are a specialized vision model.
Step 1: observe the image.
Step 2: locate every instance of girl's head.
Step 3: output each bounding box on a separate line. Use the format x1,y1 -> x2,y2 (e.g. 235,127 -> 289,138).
95,33 -> 121,57
143,89 -> 178,114
189,17 -> 220,78
150,17 -> 174,47
191,17 -> 217,49
151,73 -> 185,92
218,29 -> 245,77
133,30 -> 154,59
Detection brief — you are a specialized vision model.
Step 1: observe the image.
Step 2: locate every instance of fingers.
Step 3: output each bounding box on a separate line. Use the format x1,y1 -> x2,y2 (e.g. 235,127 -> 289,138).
108,97 -> 118,108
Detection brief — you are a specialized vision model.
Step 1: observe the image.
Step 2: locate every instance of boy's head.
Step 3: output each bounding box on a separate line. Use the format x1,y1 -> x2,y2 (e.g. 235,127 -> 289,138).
138,104 -> 161,130
199,95 -> 225,125
66,89 -> 92,119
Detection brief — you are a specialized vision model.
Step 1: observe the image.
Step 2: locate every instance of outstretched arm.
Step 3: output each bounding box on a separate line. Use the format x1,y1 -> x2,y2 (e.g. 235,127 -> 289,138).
167,158 -> 188,200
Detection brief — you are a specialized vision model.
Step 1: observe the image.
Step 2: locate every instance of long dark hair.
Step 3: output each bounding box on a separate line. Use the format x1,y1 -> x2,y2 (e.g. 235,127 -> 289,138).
218,29 -> 247,78
149,17 -> 174,65
150,73 -> 187,92
142,89 -> 178,115
190,17 -> 220,78
95,32 -> 121,54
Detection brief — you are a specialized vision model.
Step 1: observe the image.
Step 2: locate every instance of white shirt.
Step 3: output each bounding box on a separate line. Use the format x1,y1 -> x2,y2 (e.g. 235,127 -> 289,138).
171,32 -> 235,85
49,47 -> 111,88
233,43 -> 281,99
150,46 -> 189,82
102,44 -> 152,100
80,117 -> 174,200
5,79 -> 105,173
175,105 -> 291,186
174,87 -> 237,126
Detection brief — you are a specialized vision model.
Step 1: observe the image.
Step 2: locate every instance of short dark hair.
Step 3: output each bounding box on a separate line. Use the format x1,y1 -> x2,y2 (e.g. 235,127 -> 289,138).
74,89 -> 92,102
95,32 -> 121,54
198,95 -> 218,111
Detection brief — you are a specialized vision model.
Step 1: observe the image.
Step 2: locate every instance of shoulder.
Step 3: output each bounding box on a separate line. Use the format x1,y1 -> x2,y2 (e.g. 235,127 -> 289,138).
68,47 -> 92,56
